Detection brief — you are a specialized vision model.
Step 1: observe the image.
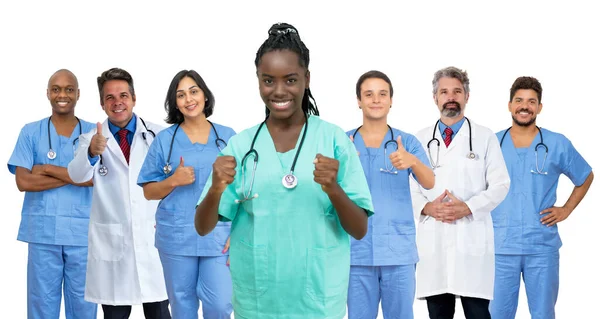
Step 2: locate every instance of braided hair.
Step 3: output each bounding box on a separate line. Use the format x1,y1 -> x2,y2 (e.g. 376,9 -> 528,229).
255,23 -> 319,117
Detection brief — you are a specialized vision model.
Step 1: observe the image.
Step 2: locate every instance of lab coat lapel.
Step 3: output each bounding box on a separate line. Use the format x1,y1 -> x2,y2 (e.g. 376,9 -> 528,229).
130,116 -> 151,172
103,120 -> 129,167
445,119 -> 468,153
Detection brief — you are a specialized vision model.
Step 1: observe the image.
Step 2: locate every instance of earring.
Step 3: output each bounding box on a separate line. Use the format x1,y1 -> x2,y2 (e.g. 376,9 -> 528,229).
205,98 -> 208,101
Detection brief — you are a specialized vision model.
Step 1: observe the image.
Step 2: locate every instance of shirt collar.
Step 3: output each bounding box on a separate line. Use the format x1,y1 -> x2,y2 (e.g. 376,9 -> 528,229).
438,117 -> 466,136
108,113 -> 137,136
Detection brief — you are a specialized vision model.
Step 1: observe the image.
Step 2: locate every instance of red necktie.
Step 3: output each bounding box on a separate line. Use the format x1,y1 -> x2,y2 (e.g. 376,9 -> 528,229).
443,127 -> 453,147
118,129 -> 130,164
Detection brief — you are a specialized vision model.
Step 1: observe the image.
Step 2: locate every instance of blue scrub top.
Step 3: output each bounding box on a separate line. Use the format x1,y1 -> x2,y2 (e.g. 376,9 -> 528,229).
347,127 -> 431,266
8,117 -> 96,246
492,128 -> 592,254
137,122 -> 236,256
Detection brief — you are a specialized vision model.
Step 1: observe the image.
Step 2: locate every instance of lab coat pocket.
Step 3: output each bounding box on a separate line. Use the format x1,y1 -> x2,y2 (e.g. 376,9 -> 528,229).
229,240 -> 268,296
457,220 -> 486,256
416,219 -> 436,257
89,223 -> 124,261
389,221 -> 416,254
306,246 -> 349,301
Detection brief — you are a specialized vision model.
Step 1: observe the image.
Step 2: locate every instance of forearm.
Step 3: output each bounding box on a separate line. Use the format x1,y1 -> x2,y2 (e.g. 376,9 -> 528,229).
564,172 -> 594,212
43,165 -> 92,187
143,178 -> 178,200
195,187 -> 223,236
327,184 -> 368,239
16,167 -> 66,192
411,161 -> 435,190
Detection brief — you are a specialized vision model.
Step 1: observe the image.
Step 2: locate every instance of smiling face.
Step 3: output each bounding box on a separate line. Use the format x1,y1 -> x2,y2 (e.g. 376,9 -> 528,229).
100,79 -> 136,128
257,49 -> 309,122
434,77 -> 469,118
358,77 -> 392,121
176,76 -> 206,121
509,89 -> 542,127
47,70 -> 79,116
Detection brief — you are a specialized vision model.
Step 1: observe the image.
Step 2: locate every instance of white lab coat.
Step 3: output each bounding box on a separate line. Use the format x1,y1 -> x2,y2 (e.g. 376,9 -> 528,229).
410,118 -> 510,300
68,116 -> 167,305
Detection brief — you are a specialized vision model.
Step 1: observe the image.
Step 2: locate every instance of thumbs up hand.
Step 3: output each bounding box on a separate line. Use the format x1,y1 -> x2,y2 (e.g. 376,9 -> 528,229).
88,122 -> 108,157
389,136 -> 417,170
170,156 -> 195,187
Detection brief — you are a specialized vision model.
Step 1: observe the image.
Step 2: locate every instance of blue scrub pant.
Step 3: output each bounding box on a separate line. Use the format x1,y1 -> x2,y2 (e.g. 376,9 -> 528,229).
159,252 -> 232,319
489,252 -> 560,319
347,264 -> 416,319
27,243 -> 97,319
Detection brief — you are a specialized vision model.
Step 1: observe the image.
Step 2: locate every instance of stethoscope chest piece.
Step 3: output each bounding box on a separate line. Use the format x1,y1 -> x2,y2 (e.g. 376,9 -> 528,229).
163,163 -> 172,175
282,173 -> 298,189
47,149 -> 57,160
467,151 -> 478,160
98,165 -> 108,176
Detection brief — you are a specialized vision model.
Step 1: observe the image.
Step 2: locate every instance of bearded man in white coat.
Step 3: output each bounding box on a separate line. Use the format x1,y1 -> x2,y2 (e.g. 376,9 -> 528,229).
410,66 -> 510,319
68,68 -> 170,318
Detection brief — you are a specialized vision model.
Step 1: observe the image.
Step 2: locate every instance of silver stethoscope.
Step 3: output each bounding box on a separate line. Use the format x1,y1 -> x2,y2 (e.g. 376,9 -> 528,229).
235,114 -> 309,203
351,125 -> 398,175
427,117 -> 477,169
47,116 -> 82,160
98,117 -> 156,176
162,120 -> 227,175
499,126 -> 548,175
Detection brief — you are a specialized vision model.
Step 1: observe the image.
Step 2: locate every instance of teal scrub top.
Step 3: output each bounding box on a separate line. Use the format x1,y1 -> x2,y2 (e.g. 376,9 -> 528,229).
198,115 -> 374,319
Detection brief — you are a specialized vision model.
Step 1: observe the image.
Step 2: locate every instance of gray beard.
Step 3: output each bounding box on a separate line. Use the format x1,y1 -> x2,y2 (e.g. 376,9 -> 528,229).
442,108 -> 461,118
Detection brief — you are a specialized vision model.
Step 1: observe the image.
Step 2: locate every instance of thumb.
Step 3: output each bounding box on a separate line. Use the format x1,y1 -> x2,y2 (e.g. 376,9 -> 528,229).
313,153 -> 323,164
179,156 -> 185,167
396,135 -> 404,150
96,122 -> 103,135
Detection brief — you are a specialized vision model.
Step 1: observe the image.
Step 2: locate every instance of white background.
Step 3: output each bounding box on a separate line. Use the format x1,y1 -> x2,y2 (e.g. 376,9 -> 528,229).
1,0 -> 597,318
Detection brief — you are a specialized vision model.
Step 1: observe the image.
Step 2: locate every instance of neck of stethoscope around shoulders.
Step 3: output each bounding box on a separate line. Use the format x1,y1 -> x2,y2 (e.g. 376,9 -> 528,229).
499,125 -> 548,174
427,117 -> 477,168
430,117 -> 473,152
499,125 -> 545,148
162,119 -> 226,175
352,124 -> 394,145
47,116 -> 82,160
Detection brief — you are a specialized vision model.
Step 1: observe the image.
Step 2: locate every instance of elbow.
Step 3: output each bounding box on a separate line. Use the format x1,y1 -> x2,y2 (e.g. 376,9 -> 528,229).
351,212 -> 369,240
16,182 -> 28,192
195,224 -> 210,237
16,177 -> 31,192
194,209 -> 211,237
142,187 -> 152,201
422,173 -> 435,190
354,229 -> 367,240
352,226 -> 368,240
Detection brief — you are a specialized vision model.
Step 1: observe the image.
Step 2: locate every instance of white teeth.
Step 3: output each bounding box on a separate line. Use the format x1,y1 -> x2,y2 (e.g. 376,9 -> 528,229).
57,102 -> 68,106
114,109 -> 124,113
273,101 -> 291,107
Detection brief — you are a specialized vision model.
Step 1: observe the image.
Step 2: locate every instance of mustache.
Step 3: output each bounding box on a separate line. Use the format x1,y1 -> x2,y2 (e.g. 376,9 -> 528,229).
443,101 -> 461,109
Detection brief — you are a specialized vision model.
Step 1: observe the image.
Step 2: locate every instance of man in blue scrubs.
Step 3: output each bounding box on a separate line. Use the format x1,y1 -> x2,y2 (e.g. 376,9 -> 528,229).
490,76 -> 594,319
346,70 -> 434,319
8,69 -> 97,318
